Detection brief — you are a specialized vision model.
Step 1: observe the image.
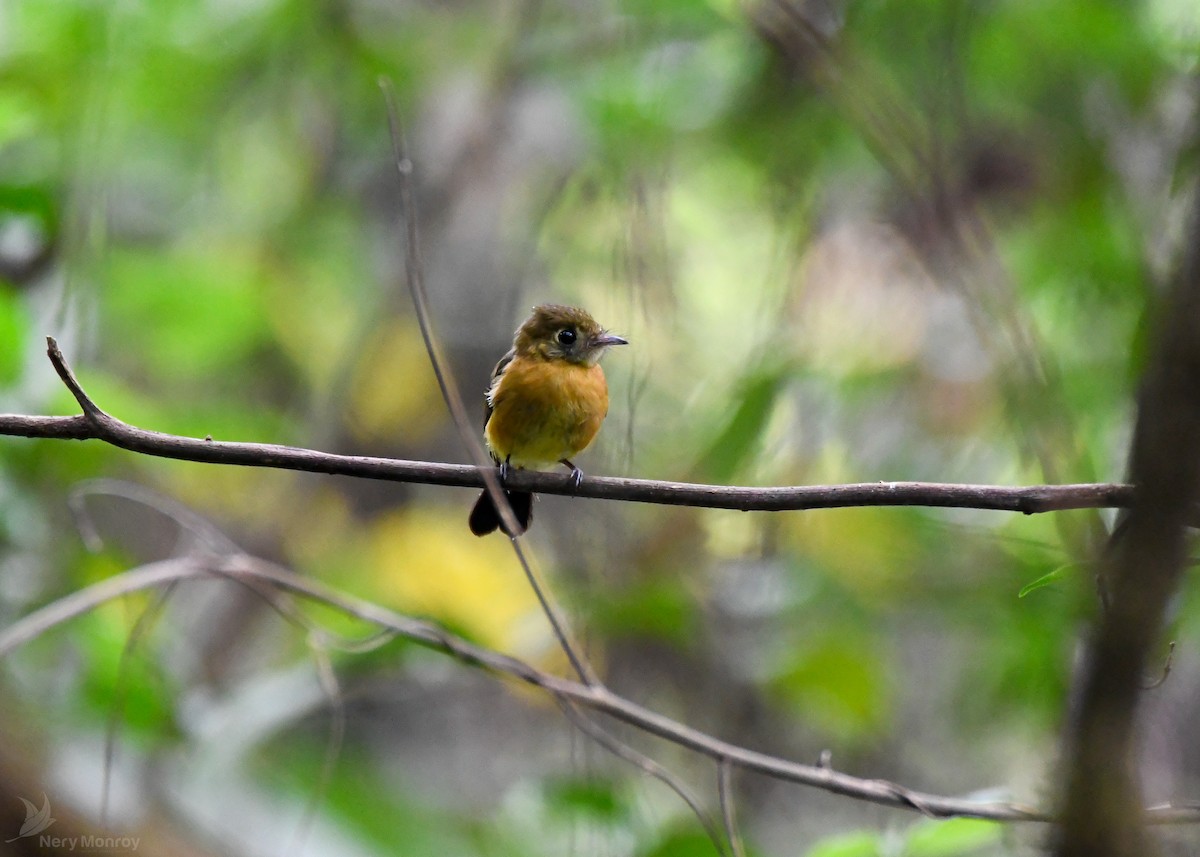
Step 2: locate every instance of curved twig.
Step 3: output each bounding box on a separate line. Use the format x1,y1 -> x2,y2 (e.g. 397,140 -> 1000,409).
1143,641 -> 1176,691
4,558 -> 1198,826
69,478 -> 242,557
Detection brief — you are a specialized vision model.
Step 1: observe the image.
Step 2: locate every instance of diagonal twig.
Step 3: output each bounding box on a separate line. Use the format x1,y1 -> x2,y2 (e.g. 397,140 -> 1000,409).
378,78 -> 597,686
557,700 -> 728,856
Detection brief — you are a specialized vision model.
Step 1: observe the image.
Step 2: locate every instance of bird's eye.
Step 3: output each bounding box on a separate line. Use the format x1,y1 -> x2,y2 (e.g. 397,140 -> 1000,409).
556,328 -> 577,346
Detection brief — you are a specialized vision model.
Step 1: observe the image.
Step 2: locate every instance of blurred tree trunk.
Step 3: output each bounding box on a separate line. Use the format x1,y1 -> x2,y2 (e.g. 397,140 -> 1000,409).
1053,186 -> 1200,856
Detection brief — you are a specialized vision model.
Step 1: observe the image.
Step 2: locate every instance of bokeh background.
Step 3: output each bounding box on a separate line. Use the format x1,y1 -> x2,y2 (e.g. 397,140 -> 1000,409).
1,1 -> 1199,855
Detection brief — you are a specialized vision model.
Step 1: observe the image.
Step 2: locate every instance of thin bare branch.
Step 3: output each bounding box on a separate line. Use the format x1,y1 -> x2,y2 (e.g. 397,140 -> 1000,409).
376,79 -> 509,517
288,635 -> 346,857
718,758 -> 746,857
101,580 -> 177,824
192,571 -> 356,857
69,478 -> 242,556
4,558 -> 1198,826
0,557 -> 206,654
0,347 -> 1135,516
0,412 -> 93,439
379,79 -> 598,686
1143,642 -> 1176,691
558,701 -> 727,856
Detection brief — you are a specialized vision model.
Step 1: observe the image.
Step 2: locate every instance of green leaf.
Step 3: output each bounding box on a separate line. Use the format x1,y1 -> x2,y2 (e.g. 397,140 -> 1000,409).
0,89 -> 41,148
544,776 -> 625,821
770,632 -> 890,743
257,741 -> 482,857
76,600 -> 178,737
590,578 -> 697,644
903,818 -> 1001,857
1018,565 -> 1071,598
805,831 -> 882,857
0,283 -> 28,385
104,244 -> 268,385
640,826 -> 721,857
694,363 -> 791,482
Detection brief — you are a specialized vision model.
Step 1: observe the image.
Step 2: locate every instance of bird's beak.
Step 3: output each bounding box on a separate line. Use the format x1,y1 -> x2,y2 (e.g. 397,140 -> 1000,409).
592,333 -> 628,348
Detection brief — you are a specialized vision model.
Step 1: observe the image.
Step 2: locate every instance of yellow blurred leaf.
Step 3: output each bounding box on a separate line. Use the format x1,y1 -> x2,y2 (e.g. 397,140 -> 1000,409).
368,507 -> 542,652
283,487 -> 365,576
785,506 -> 918,600
266,267 -> 359,393
164,461 -> 296,533
348,319 -> 445,444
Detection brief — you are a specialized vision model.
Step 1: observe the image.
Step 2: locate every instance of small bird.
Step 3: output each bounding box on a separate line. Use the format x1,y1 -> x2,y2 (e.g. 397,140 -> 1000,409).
468,304 -> 628,536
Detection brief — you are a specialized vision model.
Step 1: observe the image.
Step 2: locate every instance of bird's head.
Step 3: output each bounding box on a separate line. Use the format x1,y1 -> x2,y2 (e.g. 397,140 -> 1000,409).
515,304 -> 628,365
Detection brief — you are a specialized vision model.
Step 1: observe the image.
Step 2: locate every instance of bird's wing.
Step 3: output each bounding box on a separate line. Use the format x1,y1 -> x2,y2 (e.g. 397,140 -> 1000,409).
483,347 -> 515,426
482,348 -> 515,466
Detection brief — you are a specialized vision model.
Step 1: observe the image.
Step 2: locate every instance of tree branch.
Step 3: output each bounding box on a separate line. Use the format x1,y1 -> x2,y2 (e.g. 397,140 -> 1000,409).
4,557 -> 1200,826
0,338 -> 1138,516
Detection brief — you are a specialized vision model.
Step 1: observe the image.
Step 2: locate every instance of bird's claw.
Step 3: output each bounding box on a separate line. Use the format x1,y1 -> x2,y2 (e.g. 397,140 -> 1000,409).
561,459 -> 583,491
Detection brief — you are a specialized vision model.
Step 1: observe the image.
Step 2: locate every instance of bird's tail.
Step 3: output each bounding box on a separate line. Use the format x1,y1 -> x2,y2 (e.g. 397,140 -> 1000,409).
468,489 -> 533,536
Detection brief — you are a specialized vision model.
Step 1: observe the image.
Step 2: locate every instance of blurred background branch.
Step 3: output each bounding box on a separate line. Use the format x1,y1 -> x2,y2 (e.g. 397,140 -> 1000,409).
6,550 -> 1200,831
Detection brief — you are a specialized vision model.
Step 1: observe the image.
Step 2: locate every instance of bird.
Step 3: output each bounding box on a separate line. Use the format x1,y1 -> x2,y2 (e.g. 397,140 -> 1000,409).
468,304 -> 627,536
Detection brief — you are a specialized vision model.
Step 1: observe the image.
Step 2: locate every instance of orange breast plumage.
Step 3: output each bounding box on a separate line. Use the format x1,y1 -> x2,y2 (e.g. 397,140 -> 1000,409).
484,357 -> 609,470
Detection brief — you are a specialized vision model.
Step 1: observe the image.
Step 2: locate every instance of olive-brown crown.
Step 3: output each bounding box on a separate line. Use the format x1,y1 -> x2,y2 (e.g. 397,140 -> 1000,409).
513,304 -> 624,364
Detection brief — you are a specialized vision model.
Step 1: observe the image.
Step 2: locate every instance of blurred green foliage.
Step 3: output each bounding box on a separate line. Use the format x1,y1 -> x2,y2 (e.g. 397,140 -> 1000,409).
805,817 -> 1001,857
0,0 -> 1197,855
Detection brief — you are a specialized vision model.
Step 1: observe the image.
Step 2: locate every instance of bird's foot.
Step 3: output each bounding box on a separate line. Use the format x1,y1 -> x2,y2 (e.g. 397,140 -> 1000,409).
560,459 -> 583,490
500,457 -> 512,483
